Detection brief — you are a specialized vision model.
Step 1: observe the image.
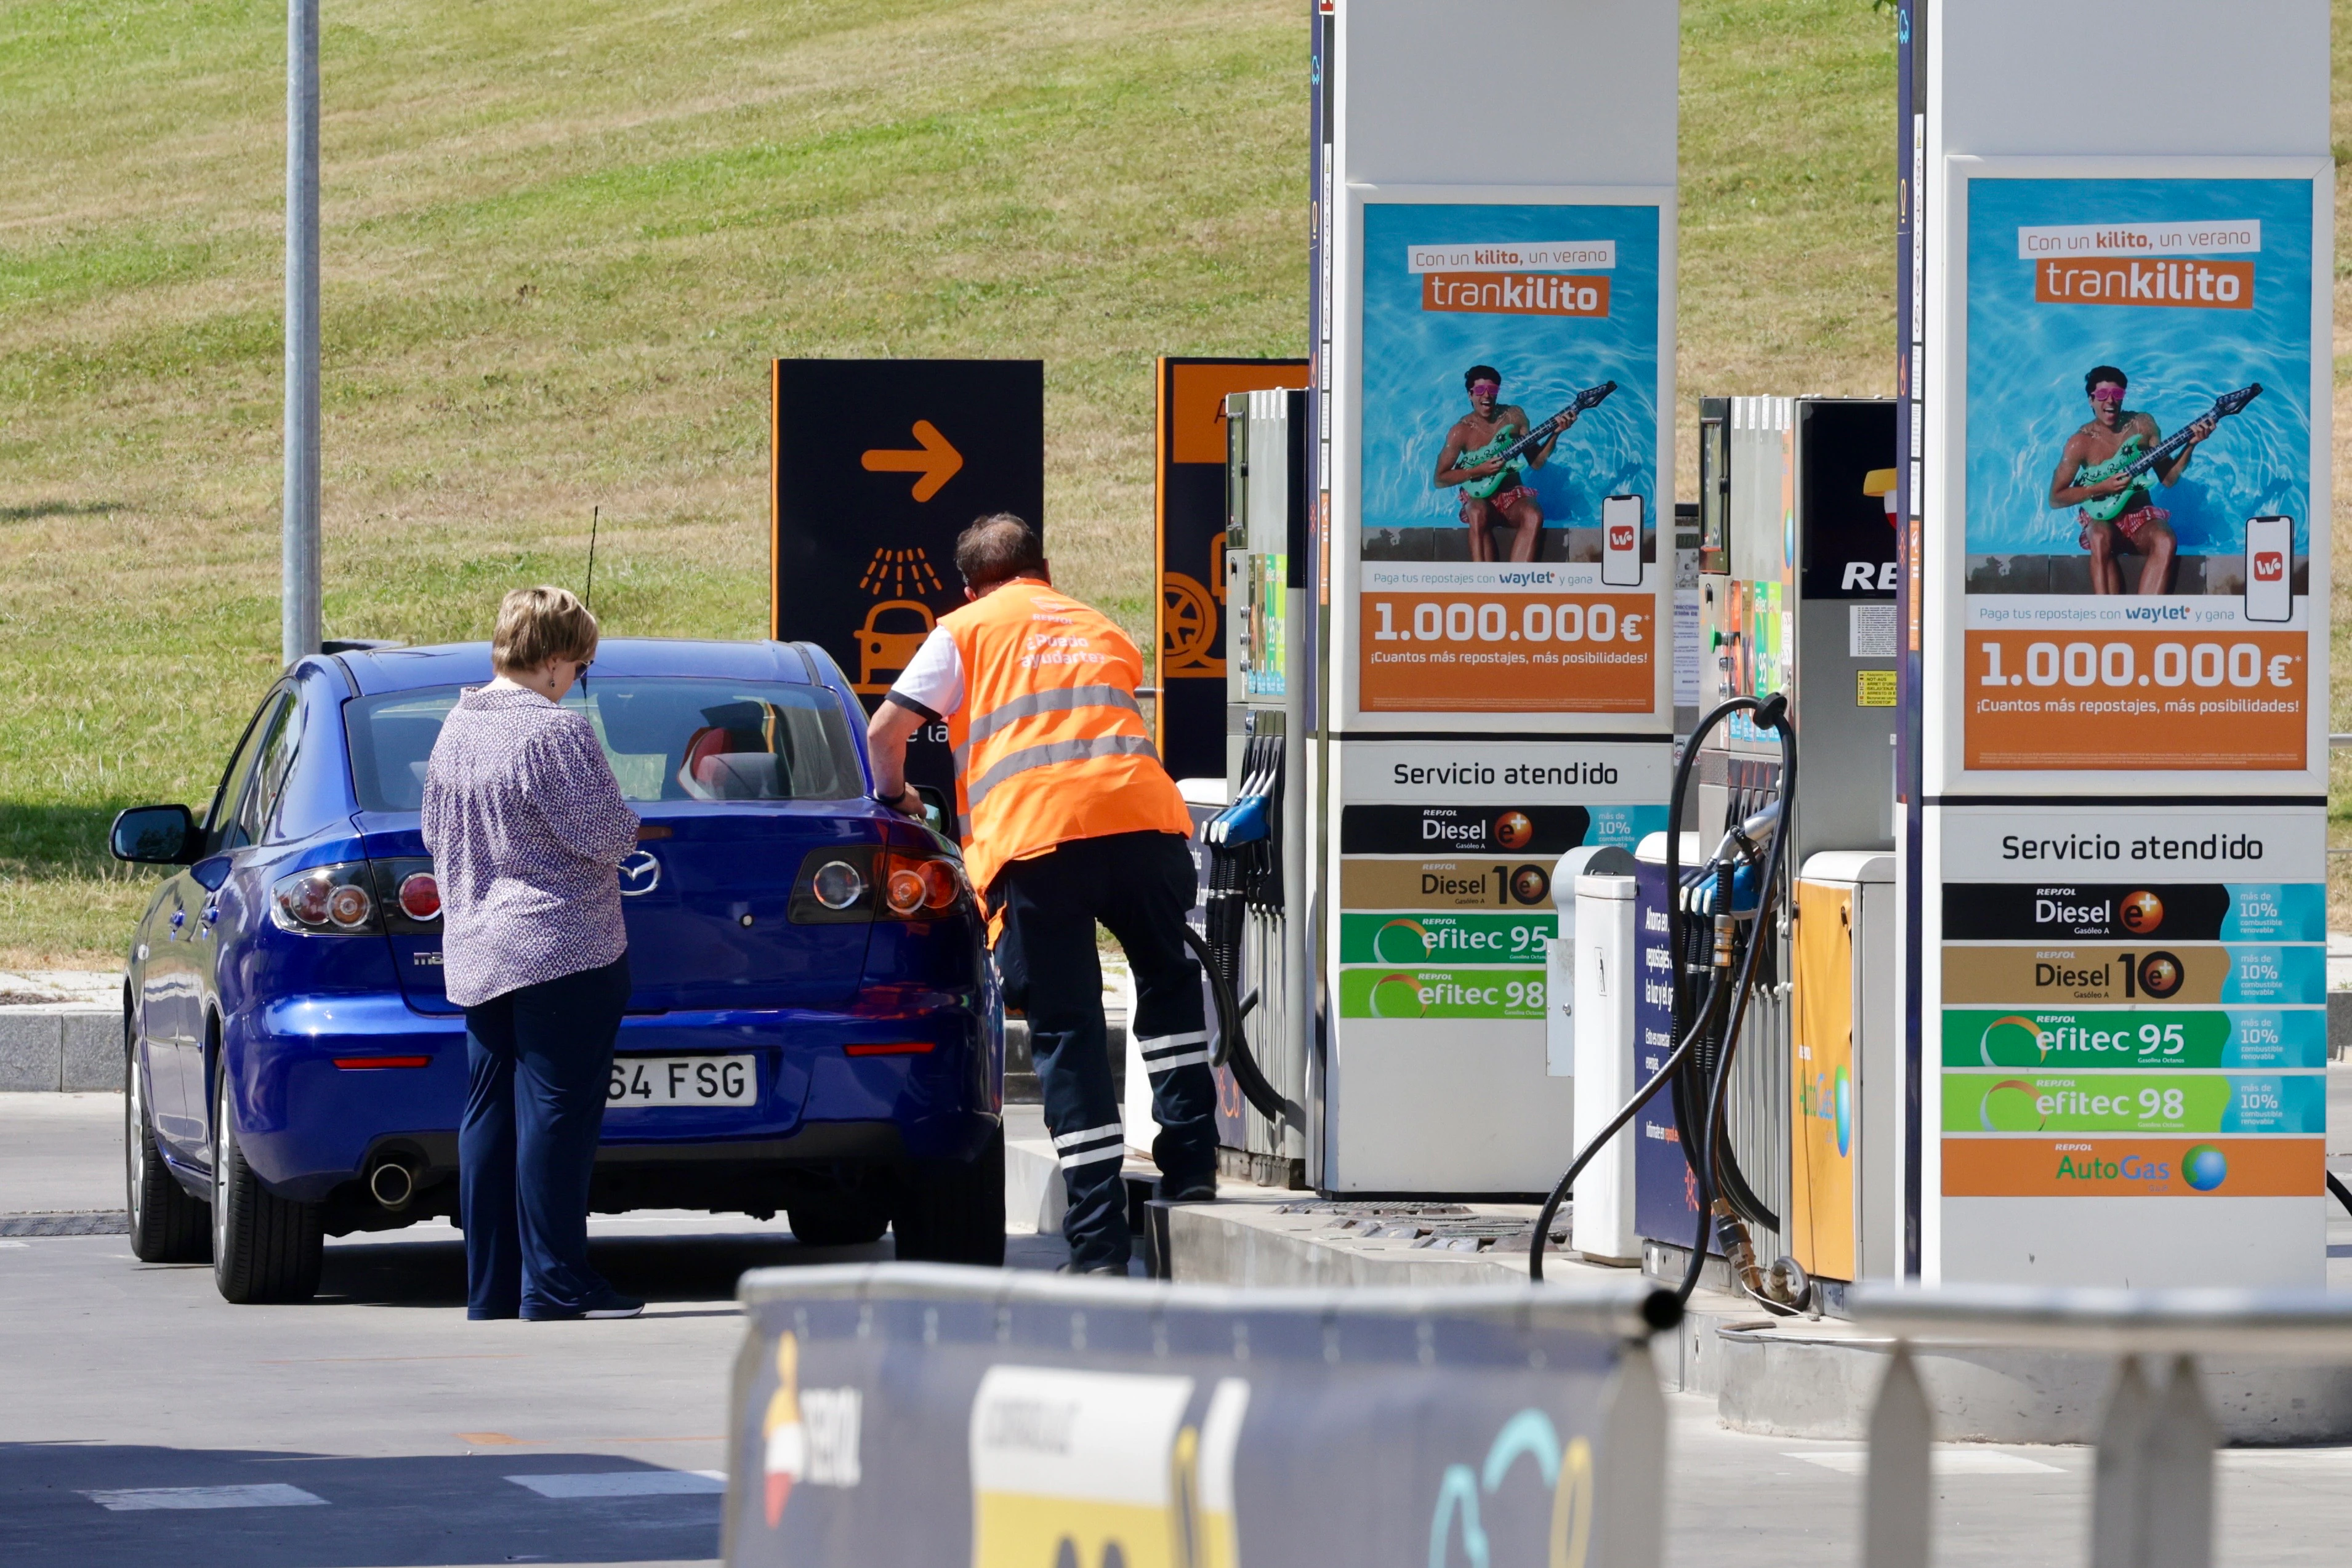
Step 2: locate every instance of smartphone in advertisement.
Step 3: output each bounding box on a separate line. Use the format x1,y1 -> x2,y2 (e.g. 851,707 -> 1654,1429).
2244,514 -> 2292,623
1601,493 -> 1642,587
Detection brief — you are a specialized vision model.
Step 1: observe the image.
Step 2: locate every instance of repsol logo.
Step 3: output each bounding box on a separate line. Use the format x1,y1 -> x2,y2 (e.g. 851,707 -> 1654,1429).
1839,561 -> 1899,592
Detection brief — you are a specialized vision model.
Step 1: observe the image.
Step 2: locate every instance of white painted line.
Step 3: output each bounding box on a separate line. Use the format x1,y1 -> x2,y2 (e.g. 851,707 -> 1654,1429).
2220,1448 -> 2352,1469
505,1470 -> 726,1498
1787,1450 -> 2063,1476
83,1484 -> 327,1511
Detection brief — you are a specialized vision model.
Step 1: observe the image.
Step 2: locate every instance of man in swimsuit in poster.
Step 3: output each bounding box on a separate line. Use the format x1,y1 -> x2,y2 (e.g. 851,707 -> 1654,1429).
1432,364 -> 1567,563
2045,364 -> 2214,596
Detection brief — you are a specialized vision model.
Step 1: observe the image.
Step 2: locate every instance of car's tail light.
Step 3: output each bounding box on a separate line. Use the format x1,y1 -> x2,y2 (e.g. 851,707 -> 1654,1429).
397,872 -> 440,921
272,863 -> 383,935
789,845 -> 968,924
880,851 -> 964,919
368,858 -> 442,934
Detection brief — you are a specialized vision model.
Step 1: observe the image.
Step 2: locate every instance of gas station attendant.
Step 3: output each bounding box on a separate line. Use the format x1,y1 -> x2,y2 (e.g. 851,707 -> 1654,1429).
866,515 -> 1218,1273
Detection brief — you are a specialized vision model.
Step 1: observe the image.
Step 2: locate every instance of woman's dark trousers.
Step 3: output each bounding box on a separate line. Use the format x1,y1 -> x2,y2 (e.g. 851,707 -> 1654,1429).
460,955 -> 630,1319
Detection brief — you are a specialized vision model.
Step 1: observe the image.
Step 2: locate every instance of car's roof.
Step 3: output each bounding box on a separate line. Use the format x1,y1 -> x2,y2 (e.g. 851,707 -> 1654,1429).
331,638 -> 820,697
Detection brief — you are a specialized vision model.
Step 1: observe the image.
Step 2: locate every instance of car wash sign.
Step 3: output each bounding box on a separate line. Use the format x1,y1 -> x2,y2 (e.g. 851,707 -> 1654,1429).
770,359 -> 1043,796
770,359 -> 1044,698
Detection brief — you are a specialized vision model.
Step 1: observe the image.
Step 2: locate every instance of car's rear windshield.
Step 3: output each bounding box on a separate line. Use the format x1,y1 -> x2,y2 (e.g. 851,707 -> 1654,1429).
346,679 -> 865,811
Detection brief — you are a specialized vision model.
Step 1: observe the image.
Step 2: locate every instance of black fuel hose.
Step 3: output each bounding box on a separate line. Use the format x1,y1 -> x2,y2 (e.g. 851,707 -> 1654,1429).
2329,1169 -> 2352,1218
1182,920 -> 1302,1130
1675,696 -> 1797,1307
1527,693 -> 1792,1287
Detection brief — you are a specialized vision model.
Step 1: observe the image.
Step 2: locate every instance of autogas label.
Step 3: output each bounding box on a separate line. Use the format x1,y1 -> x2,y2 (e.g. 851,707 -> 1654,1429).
1338,803 -> 1665,855
1339,911 -> 1554,965
1940,944 -> 2323,1005
1339,857 -> 1554,911
1940,1136 -> 2321,1198
1942,1072 -> 2324,1136
1939,882 -> 2322,942
1336,967 -> 1545,1020
1940,1008 -> 2326,1070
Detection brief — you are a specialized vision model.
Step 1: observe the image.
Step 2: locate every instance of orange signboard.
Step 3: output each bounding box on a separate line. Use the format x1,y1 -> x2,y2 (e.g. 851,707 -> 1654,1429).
1962,629 -> 2307,770
1359,592 -> 1654,712
1943,1136 -> 2318,1198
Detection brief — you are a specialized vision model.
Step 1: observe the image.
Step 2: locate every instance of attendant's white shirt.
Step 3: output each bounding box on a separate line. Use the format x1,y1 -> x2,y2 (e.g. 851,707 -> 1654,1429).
886,627 -> 965,721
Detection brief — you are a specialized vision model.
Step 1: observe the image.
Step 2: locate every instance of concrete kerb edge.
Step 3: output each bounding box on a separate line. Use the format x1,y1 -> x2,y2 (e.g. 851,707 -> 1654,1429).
0,1006 -> 120,1093
1714,1322 -> 2352,1444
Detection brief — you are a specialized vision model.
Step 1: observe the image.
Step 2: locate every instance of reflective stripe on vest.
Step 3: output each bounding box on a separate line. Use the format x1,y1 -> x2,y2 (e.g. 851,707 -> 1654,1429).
940,581 -> 1191,899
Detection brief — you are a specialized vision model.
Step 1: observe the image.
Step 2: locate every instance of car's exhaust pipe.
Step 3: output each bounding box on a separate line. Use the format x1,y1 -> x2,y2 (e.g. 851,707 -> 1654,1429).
367,1157 -> 416,1211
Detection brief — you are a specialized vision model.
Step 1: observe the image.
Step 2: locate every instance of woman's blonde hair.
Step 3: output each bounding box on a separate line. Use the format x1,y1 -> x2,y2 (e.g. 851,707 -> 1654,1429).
491,585 -> 599,675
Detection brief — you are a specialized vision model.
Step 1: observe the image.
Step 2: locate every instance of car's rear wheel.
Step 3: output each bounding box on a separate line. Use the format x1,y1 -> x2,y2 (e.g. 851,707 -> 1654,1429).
126,1022 -> 207,1264
891,1122 -> 1005,1266
787,1188 -> 893,1248
211,1069 -> 323,1303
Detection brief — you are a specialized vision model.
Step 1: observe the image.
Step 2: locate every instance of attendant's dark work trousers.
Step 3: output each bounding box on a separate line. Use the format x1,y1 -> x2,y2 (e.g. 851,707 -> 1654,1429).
991,830 -> 1215,1271
460,954 -> 630,1319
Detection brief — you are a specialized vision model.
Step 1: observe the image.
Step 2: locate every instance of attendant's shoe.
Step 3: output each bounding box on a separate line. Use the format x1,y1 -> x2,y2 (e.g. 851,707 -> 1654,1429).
524,1290 -> 646,1321
1158,1176 -> 1218,1204
1055,1260 -> 1128,1276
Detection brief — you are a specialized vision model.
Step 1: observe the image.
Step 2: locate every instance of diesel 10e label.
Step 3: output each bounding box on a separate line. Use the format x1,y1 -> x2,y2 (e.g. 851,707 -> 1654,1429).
1339,911 -> 1554,965
1339,803 -> 1665,855
1943,1072 -> 2324,1136
1941,944 -> 2324,1005
1941,1008 -> 2327,1070
1939,882 -> 2323,942
1337,967 -> 1546,1020
1339,857 -> 1554,911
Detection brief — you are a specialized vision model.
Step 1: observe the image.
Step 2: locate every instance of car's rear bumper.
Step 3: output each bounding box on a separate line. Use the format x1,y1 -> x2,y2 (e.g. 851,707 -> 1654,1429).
230,991 -> 1001,1202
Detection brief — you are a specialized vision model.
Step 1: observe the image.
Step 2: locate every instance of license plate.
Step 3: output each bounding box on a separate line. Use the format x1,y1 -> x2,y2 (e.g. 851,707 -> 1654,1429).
607,1055 -> 757,1107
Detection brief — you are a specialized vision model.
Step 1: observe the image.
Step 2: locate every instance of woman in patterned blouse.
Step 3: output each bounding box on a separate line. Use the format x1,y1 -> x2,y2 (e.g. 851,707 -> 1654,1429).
423,586 -> 646,1321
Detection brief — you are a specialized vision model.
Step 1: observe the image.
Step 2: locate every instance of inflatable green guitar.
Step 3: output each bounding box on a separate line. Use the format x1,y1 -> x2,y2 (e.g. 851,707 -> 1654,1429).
1458,380 -> 1618,501
2074,382 -> 2261,522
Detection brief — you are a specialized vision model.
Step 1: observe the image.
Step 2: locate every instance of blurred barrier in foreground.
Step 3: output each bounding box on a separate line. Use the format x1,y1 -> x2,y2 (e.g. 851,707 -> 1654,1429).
1853,1286 -> 2352,1568
724,1263 -> 1678,1568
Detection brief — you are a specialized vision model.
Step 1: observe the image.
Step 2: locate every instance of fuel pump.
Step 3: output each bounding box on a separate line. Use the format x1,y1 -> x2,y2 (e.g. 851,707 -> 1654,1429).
1534,398 -> 1900,1308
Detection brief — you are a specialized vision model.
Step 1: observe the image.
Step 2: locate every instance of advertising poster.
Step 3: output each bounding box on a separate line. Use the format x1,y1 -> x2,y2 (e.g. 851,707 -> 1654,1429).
1962,178 -> 2316,770
1356,201 -> 1662,714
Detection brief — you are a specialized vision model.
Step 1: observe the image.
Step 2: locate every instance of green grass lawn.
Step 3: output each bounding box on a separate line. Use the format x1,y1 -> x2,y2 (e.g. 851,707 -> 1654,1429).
0,0 -> 2343,966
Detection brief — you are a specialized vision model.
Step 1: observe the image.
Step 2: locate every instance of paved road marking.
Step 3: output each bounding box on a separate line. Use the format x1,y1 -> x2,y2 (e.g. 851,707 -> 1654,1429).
507,1471 -> 727,1498
459,1432 -> 535,1445
83,1484 -> 328,1511
2220,1449 -> 2352,1468
260,1353 -> 529,1365
1789,1450 -> 2064,1476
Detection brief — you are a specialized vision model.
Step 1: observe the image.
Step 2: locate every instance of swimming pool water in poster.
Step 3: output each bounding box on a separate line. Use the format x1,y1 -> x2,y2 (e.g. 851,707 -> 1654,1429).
1960,174 -> 2319,772
1356,201 -> 1665,715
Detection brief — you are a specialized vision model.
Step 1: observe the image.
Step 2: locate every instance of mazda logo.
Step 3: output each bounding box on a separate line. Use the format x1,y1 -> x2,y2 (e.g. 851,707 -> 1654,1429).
618,850 -> 662,897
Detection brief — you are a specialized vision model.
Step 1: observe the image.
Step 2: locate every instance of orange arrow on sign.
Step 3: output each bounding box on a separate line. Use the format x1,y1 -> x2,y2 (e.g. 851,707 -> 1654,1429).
860,420 -> 963,502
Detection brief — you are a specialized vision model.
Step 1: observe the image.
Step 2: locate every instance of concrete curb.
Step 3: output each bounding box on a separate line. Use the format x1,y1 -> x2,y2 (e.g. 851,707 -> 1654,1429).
1715,1323 -> 2352,1444
0,1008 -> 121,1093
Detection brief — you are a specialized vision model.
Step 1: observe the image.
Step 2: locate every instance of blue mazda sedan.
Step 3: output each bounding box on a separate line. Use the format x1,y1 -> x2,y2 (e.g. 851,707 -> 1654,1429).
108,638 -> 1004,1302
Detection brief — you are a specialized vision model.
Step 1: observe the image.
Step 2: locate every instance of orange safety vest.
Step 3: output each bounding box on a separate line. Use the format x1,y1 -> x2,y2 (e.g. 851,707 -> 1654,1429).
940,578 -> 1191,902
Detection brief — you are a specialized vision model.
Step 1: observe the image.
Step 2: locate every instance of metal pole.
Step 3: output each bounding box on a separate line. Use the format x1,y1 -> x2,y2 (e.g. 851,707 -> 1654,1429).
281,0 -> 321,665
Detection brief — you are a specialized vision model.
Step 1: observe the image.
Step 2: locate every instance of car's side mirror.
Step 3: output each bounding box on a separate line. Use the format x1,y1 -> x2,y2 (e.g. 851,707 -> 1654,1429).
110,805 -> 197,866
912,786 -> 951,837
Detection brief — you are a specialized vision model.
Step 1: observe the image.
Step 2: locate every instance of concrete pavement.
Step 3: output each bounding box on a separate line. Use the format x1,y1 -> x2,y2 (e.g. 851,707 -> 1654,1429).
9,1095 -> 2352,1567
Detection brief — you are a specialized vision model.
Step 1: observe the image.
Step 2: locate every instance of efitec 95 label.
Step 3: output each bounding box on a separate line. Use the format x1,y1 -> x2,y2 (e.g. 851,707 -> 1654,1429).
1339,912 -> 1554,966
1939,1008 -> 2326,1070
